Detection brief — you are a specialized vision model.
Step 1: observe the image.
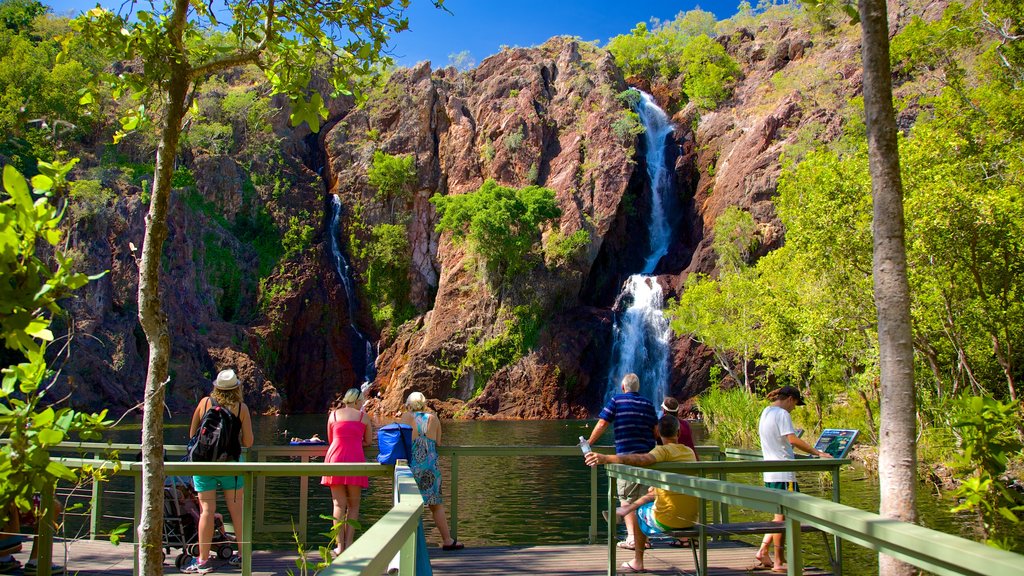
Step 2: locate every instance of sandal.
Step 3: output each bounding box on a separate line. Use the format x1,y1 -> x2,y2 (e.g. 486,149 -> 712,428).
619,561 -> 647,573
441,540 -> 464,551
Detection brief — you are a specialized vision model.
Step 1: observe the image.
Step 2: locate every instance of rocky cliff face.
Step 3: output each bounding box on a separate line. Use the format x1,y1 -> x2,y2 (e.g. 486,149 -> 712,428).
54,5 -> 938,418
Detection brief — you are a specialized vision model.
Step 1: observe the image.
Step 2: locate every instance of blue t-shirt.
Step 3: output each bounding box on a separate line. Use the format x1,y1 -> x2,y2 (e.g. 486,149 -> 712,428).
598,392 -> 657,454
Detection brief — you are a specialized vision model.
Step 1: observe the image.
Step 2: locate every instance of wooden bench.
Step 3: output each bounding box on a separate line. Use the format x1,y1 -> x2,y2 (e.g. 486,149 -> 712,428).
665,521 -> 836,575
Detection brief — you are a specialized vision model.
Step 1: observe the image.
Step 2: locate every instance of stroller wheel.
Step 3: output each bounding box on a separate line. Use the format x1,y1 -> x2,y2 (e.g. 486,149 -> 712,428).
218,545 -> 234,560
185,543 -> 199,557
175,554 -> 190,571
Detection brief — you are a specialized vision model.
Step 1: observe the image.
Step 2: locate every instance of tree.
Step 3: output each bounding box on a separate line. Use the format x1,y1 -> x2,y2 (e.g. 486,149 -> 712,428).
857,0 -> 918,574
73,1 -> 442,572
431,179 -> 560,285
0,161 -> 109,525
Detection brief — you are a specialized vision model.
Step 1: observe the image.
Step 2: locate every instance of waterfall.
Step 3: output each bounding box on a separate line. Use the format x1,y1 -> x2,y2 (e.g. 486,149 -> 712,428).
329,195 -> 376,387
605,91 -> 676,408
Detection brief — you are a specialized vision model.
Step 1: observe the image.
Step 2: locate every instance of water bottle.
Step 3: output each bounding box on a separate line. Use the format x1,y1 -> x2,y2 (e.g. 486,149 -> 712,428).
578,436 -> 592,455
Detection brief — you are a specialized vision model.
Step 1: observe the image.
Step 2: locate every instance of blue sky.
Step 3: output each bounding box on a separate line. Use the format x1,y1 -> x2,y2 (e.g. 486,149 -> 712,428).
44,0 -> 742,68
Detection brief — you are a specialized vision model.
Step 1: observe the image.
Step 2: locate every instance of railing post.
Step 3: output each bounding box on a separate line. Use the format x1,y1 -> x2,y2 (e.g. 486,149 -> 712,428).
133,473 -> 142,576
589,462 -> 598,544
399,524 -> 416,575
449,452 -> 459,542
832,462 -> 843,576
89,458 -> 102,540
253,449 -> 267,533
299,454 -> 309,543
698,493 -> 708,576
36,482 -> 54,576
242,471 -> 254,576
606,470 -> 616,576
785,516 -> 803,576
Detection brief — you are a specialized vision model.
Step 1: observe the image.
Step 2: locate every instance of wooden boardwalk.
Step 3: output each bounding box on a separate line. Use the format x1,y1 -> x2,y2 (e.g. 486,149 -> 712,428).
6,539 -> 832,575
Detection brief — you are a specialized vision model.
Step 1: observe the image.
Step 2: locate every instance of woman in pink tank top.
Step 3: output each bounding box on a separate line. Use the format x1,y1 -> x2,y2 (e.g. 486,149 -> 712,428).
320,388 -> 372,555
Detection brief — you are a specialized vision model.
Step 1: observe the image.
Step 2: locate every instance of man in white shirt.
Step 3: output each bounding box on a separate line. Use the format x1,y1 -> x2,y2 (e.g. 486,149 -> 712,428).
755,386 -> 831,572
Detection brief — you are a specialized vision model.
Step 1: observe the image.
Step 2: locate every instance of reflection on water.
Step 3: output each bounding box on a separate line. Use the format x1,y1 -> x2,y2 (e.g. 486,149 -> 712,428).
97,416 -> 975,573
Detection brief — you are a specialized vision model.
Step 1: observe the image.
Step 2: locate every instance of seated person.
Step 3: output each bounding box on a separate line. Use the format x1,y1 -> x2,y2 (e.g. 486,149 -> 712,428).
1,498 -> 65,575
585,415 -> 698,573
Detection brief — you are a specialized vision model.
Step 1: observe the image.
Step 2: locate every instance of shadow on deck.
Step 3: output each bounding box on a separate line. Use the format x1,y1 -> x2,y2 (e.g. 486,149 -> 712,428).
6,539 -> 832,575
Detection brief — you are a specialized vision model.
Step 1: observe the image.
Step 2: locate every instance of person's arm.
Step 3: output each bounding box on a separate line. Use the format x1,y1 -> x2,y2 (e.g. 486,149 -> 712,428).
585,450 -> 657,467
431,414 -> 442,445
587,418 -> 610,446
325,410 -> 335,444
239,403 -> 255,448
786,433 -> 831,458
618,490 -> 657,516
362,412 -> 373,446
188,398 -> 208,437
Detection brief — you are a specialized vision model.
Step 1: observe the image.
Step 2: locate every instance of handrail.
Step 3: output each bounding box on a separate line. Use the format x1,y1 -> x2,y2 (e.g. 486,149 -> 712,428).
603,463 -> 1024,576
321,465 -> 423,575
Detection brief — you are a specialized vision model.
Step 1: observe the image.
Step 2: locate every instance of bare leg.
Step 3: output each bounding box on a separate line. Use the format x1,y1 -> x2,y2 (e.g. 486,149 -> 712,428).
428,504 -> 455,547
756,513 -> 785,569
632,530 -> 647,571
196,490 -> 218,563
329,485 -> 349,553
222,488 -> 245,566
620,499 -> 636,543
343,485 -> 361,550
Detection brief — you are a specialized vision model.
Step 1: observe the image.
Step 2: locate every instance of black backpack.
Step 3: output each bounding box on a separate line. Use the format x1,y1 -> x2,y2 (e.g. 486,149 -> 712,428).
186,397 -> 242,463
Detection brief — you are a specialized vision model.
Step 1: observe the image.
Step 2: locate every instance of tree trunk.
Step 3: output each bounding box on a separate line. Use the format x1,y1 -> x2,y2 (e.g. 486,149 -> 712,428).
858,1 -> 919,575
136,62 -> 190,576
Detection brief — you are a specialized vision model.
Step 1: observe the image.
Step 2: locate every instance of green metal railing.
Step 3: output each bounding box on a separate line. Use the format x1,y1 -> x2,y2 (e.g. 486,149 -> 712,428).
603,462 -> 1024,576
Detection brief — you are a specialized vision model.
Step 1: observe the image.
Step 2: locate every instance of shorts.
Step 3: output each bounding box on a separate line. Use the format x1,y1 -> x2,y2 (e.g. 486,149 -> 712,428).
616,478 -> 645,503
193,475 -> 244,493
764,481 -> 800,492
636,501 -> 676,536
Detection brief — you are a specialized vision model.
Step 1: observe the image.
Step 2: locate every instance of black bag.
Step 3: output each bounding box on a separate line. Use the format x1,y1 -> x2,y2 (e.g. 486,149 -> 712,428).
186,397 -> 242,463
376,423 -> 412,465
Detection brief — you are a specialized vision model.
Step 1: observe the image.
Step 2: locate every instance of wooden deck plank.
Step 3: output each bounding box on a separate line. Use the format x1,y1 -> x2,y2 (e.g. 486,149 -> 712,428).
3,539 -> 832,575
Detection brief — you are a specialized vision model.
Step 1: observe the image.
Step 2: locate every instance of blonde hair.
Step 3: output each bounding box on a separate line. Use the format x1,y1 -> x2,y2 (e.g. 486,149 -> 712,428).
211,386 -> 242,409
406,391 -> 427,411
621,373 -> 640,392
341,387 -> 362,406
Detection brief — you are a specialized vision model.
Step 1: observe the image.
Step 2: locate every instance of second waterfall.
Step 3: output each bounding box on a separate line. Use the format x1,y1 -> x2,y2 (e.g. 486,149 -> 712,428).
605,91 -> 677,407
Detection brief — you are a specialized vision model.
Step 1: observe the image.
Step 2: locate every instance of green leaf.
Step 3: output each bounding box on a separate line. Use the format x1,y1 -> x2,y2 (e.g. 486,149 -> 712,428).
44,460 -> 76,482
78,90 -> 95,106
4,165 -> 32,211
38,429 -> 64,445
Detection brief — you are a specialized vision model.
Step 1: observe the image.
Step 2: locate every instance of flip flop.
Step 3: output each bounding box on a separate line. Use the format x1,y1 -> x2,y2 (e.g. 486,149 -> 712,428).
620,561 -> 647,573
441,540 -> 464,551
770,566 -> 788,573
669,538 -> 691,548
617,540 -> 636,550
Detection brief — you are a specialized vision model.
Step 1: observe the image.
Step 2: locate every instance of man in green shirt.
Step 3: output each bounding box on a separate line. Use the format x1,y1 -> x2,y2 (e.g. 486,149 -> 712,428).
585,415 -> 698,573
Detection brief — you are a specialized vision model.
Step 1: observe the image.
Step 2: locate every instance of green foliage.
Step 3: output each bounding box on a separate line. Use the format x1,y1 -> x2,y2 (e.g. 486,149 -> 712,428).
431,179 -> 561,282
282,212 -> 314,261
184,121 -> 233,155
0,0 -> 46,32
202,232 -> 242,321
454,305 -> 542,394
712,206 -> 759,274
606,9 -> 717,82
543,228 -> 590,266
0,162 -> 111,525
950,396 -> 1024,550
67,179 -> 115,229
171,167 -> 195,188
365,223 -> 414,330
679,35 -> 742,110
611,110 -> 645,144
694,385 -> 763,448
503,129 -> 525,152
367,150 -> 416,219
232,205 -> 282,279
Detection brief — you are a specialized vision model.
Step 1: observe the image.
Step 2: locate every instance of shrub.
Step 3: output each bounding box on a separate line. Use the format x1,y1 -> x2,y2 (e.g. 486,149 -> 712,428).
430,179 -> 561,282
454,304 -> 542,394
68,178 -> 115,228
680,35 -> 742,110
185,121 -> 233,155
365,223 -> 414,330
503,129 -> 525,152
544,229 -> 590,265
282,212 -> 314,261
611,110 -> 645,143
694,385 -> 763,449
367,150 -> 416,219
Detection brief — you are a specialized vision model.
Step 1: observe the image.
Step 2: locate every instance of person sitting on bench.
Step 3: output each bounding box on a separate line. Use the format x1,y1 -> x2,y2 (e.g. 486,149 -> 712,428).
1,499 -> 65,574
585,415 -> 698,573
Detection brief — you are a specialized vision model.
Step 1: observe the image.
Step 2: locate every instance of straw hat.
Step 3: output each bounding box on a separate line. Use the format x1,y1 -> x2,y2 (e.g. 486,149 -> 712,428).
214,369 -> 240,390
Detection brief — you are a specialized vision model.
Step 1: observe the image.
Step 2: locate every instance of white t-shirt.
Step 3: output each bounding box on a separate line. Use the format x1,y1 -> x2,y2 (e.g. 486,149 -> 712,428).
759,405 -> 796,483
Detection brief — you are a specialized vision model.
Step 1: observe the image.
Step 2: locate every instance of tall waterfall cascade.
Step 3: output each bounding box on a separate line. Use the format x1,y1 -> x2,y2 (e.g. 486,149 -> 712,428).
605,91 -> 677,408
329,194 -> 376,387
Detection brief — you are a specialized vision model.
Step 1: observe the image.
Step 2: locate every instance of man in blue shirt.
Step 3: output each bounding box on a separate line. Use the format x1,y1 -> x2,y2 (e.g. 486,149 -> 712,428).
586,373 -> 658,550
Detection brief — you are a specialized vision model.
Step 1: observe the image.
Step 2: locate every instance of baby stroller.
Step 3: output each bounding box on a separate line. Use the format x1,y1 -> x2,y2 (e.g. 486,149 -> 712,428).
163,477 -> 235,571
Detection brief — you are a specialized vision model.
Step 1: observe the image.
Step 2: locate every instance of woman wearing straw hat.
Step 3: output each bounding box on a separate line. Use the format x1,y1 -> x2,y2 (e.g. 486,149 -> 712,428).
185,369 -> 254,574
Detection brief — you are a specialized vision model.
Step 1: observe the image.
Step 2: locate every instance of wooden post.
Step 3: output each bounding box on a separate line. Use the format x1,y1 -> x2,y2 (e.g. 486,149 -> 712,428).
833,463 -> 843,575
449,453 -> 459,541
36,483 -> 54,576
785,516 -> 803,575
607,471 -> 616,576
89,468 -> 102,540
298,454 -> 309,543
589,463 -> 598,544
698,495 -> 708,576
399,524 -> 416,575
242,471 -> 254,576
